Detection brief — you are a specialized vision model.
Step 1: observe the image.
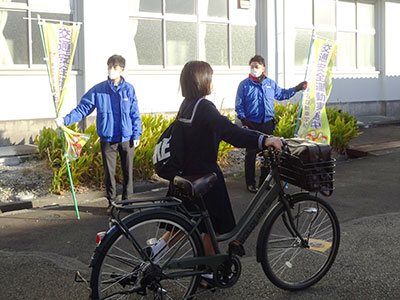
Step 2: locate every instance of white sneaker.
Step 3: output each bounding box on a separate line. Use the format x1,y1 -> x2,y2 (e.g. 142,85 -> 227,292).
144,238 -> 168,262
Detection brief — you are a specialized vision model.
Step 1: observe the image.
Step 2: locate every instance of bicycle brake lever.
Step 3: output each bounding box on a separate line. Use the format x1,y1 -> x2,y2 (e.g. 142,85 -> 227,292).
281,138 -> 289,153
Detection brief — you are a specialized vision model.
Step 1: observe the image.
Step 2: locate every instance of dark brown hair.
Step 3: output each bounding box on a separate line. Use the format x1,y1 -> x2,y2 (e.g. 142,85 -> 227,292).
107,55 -> 126,68
249,55 -> 265,67
180,61 -> 213,100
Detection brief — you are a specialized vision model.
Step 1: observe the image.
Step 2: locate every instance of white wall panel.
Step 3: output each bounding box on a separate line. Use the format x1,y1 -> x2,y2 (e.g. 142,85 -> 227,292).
0,73 -> 79,121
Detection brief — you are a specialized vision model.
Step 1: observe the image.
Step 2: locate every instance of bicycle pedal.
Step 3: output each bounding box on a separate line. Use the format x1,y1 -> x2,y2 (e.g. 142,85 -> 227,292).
229,240 -> 245,257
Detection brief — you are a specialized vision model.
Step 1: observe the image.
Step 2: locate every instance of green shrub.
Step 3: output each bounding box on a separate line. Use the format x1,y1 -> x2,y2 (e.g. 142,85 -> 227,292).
36,112 -> 235,193
36,106 -> 359,193
328,108 -> 361,154
36,124 -> 103,193
273,102 -> 300,138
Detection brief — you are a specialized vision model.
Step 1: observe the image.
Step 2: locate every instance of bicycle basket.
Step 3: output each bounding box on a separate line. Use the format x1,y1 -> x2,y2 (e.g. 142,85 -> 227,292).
279,151 -> 335,196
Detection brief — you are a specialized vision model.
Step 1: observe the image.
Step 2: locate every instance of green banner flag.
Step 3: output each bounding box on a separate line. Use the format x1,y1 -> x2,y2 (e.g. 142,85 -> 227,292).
298,37 -> 337,144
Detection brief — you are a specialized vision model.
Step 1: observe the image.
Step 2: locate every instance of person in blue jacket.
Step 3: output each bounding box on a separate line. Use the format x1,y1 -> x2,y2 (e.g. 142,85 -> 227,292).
55,54 -> 142,202
235,55 -> 307,193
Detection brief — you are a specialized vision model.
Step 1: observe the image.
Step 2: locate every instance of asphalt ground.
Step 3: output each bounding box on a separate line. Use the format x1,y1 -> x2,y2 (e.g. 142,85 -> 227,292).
0,124 -> 400,299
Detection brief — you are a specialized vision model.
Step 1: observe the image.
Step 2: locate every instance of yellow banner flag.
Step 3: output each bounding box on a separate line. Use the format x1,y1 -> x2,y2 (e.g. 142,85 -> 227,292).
298,37 -> 337,144
39,19 -> 89,161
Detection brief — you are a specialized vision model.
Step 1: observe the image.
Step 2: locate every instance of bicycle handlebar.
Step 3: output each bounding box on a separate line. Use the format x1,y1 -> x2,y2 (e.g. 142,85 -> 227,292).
261,137 -> 290,168
264,137 -> 289,154
281,138 -> 289,153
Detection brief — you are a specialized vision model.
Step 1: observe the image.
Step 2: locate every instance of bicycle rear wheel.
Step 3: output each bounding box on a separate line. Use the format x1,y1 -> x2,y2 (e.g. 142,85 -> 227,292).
257,194 -> 340,291
90,209 -> 204,299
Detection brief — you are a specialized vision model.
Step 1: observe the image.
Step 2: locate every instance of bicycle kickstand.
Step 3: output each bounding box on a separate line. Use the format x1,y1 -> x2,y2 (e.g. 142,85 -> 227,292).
75,271 -> 91,291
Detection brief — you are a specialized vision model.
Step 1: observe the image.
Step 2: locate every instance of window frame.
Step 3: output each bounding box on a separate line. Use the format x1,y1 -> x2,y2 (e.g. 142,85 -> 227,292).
292,0 -> 378,74
0,0 -> 77,71
128,0 -> 256,71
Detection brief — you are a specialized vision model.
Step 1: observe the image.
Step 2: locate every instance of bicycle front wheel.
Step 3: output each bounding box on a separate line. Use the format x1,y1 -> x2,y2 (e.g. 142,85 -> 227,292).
257,194 -> 340,291
90,209 -> 204,300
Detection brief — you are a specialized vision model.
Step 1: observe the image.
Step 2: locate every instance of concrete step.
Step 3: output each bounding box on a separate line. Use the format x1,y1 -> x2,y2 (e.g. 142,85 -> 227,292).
357,115 -> 400,128
349,141 -> 400,152
347,140 -> 400,158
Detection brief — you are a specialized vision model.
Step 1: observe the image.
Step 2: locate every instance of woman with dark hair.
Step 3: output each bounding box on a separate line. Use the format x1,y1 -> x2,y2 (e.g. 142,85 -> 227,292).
177,61 -> 282,241
148,61 -> 282,286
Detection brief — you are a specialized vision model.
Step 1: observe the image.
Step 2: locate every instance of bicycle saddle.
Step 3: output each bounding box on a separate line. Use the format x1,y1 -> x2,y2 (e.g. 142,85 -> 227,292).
173,173 -> 218,199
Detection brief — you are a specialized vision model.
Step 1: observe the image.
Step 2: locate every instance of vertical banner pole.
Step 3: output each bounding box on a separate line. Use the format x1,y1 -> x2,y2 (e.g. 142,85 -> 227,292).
38,15 -> 83,219
60,130 -> 80,219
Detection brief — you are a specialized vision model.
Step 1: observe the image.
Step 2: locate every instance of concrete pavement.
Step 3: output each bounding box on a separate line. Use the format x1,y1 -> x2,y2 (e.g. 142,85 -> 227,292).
0,118 -> 400,299
1,134 -> 400,299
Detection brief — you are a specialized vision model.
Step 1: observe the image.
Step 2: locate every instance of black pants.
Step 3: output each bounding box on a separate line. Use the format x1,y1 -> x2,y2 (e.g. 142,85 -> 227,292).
100,141 -> 135,201
242,119 -> 275,187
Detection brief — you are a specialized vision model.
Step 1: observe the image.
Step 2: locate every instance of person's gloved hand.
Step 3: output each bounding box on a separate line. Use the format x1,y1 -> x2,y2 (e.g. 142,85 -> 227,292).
134,140 -> 140,147
295,81 -> 308,91
55,116 -> 64,127
240,118 -> 254,129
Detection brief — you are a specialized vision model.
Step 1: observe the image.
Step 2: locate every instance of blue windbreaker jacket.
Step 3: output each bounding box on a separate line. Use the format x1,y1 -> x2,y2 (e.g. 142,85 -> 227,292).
64,77 -> 142,142
235,76 -> 297,123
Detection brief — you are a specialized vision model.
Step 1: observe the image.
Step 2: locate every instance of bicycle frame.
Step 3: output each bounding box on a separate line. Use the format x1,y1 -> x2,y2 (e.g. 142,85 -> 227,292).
210,167 -> 282,253
104,153 -> 308,276
89,145 -> 340,299
167,168 -> 309,277
164,167 -> 284,275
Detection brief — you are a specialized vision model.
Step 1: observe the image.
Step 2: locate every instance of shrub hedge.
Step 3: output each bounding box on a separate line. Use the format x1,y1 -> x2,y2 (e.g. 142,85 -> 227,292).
36,105 -> 359,193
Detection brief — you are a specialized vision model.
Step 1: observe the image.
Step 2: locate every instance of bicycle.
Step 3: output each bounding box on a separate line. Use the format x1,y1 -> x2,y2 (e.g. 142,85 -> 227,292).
85,140 -> 340,299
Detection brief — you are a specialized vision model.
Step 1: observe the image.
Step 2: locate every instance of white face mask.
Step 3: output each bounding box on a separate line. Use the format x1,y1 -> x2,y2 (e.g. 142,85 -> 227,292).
108,68 -> 120,80
250,67 -> 263,78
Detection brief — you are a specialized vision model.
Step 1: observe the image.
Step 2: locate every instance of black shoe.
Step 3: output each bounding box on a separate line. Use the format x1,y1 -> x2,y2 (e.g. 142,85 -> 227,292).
247,185 -> 258,193
143,246 -> 153,258
106,203 -> 112,217
107,197 -> 117,212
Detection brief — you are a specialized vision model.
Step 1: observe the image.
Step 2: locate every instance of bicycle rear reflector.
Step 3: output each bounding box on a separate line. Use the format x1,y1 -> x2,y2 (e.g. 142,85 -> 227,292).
96,232 -> 106,246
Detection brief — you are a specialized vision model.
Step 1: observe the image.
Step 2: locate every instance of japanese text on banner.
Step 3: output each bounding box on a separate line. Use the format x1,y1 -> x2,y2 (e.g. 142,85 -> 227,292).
40,21 -> 89,161
298,37 -> 337,144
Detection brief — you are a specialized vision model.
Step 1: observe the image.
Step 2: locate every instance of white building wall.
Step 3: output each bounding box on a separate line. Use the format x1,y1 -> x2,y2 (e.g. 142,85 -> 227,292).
1,0 -> 400,146
126,70 -> 247,114
0,73 -> 56,121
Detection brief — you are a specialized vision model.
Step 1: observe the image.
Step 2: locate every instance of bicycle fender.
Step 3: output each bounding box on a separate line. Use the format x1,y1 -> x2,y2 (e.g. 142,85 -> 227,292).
289,192 -> 311,201
89,224 -> 118,268
89,208 -> 197,268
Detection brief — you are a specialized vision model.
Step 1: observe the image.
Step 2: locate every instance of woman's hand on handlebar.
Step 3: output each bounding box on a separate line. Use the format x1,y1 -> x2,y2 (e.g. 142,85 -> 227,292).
264,136 -> 283,151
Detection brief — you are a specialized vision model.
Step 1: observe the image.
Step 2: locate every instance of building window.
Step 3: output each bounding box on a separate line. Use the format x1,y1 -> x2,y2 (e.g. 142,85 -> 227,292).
0,0 -> 73,68
166,21 -> 197,65
203,23 -> 228,66
385,1 -> 400,76
130,18 -> 163,66
129,0 -> 256,68
293,0 -> 376,71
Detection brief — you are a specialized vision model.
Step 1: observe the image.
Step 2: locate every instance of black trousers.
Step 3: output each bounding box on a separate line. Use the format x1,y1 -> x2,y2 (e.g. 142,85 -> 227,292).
100,141 -> 135,201
242,119 -> 275,187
